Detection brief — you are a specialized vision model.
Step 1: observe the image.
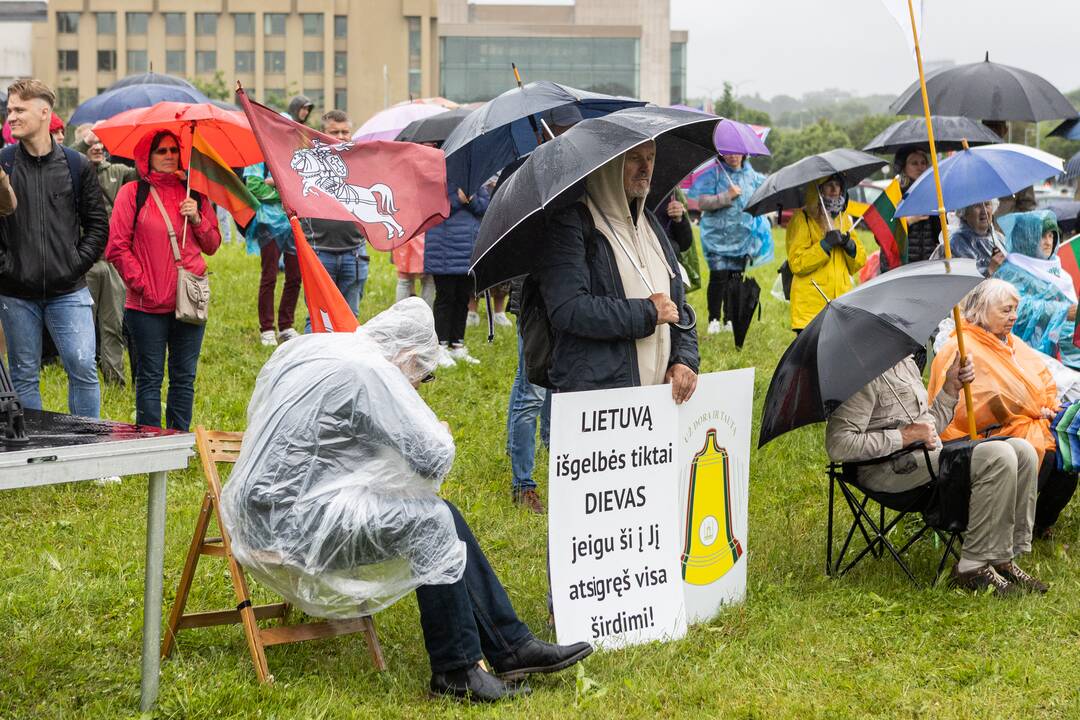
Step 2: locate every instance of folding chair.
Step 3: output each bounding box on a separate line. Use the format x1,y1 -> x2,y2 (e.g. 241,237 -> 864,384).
826,446 -> 963,586
162,427 -> 387,683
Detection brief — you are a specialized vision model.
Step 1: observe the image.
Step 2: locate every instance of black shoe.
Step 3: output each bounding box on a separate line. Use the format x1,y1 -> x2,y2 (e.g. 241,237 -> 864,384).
949,564 -> 1021,597
993,561 -> 1049,594
493,637 -> 593,681
429,664 -> 530,703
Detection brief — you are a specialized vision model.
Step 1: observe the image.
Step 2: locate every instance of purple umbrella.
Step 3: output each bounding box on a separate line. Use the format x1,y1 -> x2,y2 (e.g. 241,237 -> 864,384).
713,118 -> 770,157
352,102 -> 449,142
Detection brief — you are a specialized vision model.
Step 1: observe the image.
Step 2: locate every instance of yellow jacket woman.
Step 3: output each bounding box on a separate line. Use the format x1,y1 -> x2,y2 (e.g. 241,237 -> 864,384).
786,175 -> 866,330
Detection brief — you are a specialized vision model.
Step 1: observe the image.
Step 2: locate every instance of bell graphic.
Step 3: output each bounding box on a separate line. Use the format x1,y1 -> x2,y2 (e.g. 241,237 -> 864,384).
681,428 -> 743,585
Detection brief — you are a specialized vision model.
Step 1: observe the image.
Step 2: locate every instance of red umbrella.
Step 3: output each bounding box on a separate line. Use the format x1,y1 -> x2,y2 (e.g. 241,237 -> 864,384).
94,101 -> 262,168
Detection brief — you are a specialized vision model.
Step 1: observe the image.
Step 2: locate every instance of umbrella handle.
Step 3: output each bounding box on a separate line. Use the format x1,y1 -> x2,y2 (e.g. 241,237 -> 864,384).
672,301 -> 697,332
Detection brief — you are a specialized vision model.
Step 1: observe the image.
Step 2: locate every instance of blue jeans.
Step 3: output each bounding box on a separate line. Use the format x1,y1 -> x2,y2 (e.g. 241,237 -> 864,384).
304,247 -> 369,333
125,309 -> 205,431
0,288 -> 100,417
506,333 -> 550,492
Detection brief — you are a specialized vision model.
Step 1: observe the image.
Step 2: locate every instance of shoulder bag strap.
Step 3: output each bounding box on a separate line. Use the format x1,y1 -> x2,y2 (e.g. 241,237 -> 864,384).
147,187 -> 183,267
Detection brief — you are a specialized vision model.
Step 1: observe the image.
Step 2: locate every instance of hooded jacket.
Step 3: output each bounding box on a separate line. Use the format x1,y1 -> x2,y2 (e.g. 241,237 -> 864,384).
0,140 -> 109,299
286,95 -> 315,125
688,158 -> 767,270
423,184 -> 489,276
786,179 -> 866,330
105,131 -> 221,314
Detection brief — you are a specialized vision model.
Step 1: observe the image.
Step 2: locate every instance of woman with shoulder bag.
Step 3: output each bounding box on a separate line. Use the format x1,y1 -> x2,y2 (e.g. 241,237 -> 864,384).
106,130 -> 220,430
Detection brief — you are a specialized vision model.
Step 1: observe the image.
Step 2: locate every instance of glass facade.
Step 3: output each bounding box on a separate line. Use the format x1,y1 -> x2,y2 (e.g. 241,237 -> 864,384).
670,42 -> 686,105
127,50 -> 148,72
235,51 -> 254,73
334,88 -> 347,111
407,17 -> 422,97
304,51 -> 324,74
264,13 -> 286,36
334,51 -> 347,77
57,12 -> 79,33
264,51 -> 285,73
164,12 -> 185,36
98,50 -> 116,72
196,51 -> 216,74
166,50 -> 185,74
196,13 -> 218,36
96,12 -> 115,35
302,13 -> 322,36
126,12 -> 149,35
440,36 -> 639,103
234,13 -> 254,36
58,50 -> 78,71
334,15 -> 347,38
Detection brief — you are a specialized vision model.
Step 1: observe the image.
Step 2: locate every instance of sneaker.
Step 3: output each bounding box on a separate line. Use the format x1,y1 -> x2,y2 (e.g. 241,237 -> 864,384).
278,328 -> 300,343
449,345 -> 480,365
437,346 -> 457,368
466,311 -> 480,327
493,312 -> 513,327
93,476 -> 122,487
720,321 -> 733,333
949,564 -> 1021,597
993,561 -> 1049,594
260,330 -> 278,347
512,488 -> 545,514
707,319 -> 721,335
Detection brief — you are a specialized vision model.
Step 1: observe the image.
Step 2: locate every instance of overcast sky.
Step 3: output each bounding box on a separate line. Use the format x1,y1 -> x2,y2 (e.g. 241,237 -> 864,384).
671,0 -> 1080,101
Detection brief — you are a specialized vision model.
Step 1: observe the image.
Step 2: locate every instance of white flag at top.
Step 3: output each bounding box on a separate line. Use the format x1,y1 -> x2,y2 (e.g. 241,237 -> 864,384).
880,0 -> 924,59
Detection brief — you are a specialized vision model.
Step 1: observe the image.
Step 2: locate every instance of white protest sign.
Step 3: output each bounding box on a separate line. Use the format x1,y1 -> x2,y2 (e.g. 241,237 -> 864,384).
548,384 -> 687,650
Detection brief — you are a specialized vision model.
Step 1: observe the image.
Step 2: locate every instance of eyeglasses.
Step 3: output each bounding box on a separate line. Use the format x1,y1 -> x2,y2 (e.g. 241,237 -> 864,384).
420,372 -> 436,384
153,146 -> 180,156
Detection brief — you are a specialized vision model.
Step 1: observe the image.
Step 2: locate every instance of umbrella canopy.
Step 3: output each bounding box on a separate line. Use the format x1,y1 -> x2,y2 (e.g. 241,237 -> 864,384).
759,259 -> 984,447
69,83 -> 211,126
1049,118 -> 1080,141
442,80 -> 646,196
108,72 -> 197,91
353,102 -> 448,142
395,107 -> 472,145
890,54 -> 1078,123
862,116 -> 1002,154
1063,150 -> 1080,181
895,144 -> 1063,218
94,102 -> 261,168
744,148 -> 886,216
1046,200 -> 1080,236
713,118 -> 771,157
469,106 -> 719,291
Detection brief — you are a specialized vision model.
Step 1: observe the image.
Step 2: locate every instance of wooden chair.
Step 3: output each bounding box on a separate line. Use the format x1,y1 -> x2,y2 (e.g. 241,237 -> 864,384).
161,427 -> 386,683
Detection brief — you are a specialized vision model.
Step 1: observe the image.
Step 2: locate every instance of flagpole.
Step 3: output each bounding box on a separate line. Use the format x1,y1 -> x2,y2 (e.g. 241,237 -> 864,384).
906,0 -> 977,440
180,122 -> 194,246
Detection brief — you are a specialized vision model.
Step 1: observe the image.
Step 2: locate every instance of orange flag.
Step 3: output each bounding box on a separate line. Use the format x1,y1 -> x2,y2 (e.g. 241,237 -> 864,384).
289,216 -> 359,333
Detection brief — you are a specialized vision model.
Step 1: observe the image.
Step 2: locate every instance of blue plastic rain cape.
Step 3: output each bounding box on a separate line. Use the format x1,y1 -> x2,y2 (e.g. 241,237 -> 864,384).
688,159 -> 770,270
242,162 -> 294,255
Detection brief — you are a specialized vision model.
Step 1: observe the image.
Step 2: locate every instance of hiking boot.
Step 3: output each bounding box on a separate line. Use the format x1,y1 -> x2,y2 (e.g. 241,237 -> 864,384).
513,488 -> 545,514
429,664 -> 529,703
260,330 -> 278,346
992,561 -> 1049,594
949,564 -> 1021,597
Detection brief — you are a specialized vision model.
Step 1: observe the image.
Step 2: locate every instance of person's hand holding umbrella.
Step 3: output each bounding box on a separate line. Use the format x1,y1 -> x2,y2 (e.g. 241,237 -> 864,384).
665,197 -> 686,221
904,354 -> 976,449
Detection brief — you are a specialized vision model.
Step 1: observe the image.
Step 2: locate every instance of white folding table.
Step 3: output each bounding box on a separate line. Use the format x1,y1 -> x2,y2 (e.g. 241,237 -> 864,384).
0,409 -> 194,712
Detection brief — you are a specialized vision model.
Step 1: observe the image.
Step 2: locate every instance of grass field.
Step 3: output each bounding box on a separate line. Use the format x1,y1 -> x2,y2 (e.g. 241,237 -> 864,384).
3,231 -> 1080,719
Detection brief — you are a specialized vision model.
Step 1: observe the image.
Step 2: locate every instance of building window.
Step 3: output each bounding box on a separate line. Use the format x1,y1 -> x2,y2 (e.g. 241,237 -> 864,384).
304,51 -> 323,74
334,88 -> 347,111
304,89 -> 324,111
669,42 -> 686,106
407,16 -> 421,97
96,12 -> 115,35
234,13 -> 254,35
57,87 -> 79,112
195,51 -> 217,74
56,12 -> 79,33
97,50 -> 116,72
127,50 -> 148,72
166,50 -> 186,74
334,51 -> 346,77
126,12 -> 149,35
195,13 -> 217,36
264,13 -> 286,36
334,15 -> 346,38
235,51 -> 254,73
302,13 -> 322,36
164,12 -> 185,36
264,51 -> 285,73
58,50 -> 78,72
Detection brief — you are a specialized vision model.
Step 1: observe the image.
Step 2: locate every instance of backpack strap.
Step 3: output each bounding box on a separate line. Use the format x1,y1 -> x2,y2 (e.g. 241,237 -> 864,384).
59,145 -> 87,217
132,180 -> 151,236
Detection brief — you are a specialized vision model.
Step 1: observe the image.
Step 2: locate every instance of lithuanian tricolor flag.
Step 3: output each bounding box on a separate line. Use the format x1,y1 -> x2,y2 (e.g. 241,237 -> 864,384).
860,177 -> 907,269
188,127 -> 259,226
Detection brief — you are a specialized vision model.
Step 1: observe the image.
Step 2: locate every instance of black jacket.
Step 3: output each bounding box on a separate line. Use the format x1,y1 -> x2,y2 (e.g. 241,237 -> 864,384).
0,142 -> 109,299
535,202 -> 699,393
904,214 -> 941,264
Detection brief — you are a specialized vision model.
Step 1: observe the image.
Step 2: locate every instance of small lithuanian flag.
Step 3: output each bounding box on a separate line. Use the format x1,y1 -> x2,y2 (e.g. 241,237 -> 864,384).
188,127 -> 259,226
859,177 -> 907,269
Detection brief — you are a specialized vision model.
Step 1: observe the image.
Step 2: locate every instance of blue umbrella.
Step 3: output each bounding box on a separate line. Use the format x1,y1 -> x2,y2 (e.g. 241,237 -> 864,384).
69,83 -> 210,125
1063,150 -> 1080,181
108,72 -> 197,91
895,143 -> 1064,218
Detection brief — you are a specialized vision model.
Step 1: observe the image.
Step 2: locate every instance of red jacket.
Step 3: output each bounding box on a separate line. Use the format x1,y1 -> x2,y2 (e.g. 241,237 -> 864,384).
106,132 -> 220,314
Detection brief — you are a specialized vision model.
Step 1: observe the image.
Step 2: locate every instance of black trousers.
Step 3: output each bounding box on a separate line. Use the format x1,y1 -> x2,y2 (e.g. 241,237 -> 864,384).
706,258 -> 748,322
1036,450 -> 1079,530
432,274 -> 472,345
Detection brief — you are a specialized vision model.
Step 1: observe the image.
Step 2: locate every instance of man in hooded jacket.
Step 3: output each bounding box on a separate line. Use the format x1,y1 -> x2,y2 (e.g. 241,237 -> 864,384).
285,95 -> 315,126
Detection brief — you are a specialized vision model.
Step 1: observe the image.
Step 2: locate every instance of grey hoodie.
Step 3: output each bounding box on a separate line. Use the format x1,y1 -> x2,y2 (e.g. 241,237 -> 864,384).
286,95 -> 315,125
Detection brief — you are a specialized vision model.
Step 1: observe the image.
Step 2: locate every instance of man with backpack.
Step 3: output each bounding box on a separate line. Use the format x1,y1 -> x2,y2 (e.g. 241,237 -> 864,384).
0,80 -> 109,418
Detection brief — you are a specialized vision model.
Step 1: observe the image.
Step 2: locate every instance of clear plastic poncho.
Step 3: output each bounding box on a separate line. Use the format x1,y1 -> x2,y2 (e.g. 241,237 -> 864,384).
219,298 -> 466,619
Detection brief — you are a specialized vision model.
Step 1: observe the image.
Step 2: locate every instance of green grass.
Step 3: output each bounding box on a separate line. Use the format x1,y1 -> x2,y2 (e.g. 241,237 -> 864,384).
3,232 -> 1080,719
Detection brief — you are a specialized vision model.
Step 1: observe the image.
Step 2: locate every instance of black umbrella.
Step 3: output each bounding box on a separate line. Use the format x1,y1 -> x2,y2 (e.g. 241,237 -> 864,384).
442,80 -> 645,195
744,148 -> 886,216
862,116 -> 1002,154
469,106 -> 719,292
395,107 -> 472,145
890,53 -> 1078,123
1049,118 -> 1080,141
1045,200 -> 1080,236
758,259 -> 984,448
724,273 -> 760,350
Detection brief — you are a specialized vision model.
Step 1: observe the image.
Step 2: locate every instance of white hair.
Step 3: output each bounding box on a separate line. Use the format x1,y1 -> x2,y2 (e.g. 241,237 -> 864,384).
961,278 -> 1020,327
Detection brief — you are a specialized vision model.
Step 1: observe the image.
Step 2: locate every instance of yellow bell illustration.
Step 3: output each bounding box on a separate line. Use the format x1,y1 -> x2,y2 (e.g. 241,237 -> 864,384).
681,429 -> 743,585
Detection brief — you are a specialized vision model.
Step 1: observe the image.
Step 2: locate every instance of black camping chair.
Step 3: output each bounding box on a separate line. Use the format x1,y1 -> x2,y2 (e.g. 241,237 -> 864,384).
826,444 -> 965,586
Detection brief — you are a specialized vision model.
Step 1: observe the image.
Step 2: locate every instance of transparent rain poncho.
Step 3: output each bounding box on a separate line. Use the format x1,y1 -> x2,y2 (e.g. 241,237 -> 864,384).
219,298 -> 466,618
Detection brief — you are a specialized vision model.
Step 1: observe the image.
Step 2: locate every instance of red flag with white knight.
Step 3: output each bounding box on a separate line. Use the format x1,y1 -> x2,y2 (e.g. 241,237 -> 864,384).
236,87 -> 450,251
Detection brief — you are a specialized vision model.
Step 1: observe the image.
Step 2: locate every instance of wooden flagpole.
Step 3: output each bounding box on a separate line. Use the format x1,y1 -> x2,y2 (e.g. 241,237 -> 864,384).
905,0 -> 977,439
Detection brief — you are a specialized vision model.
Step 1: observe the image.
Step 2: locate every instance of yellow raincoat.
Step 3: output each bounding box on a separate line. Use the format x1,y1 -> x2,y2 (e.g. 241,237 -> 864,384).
786,180 -> 867,330
929,322 -> 1057,463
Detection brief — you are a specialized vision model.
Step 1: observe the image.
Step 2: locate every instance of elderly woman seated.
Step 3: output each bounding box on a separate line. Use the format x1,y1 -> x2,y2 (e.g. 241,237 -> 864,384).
220,299 -> 590,703
930,279 -> 1079,539
825,348 -> 1045,595
929,200 -> 1006,277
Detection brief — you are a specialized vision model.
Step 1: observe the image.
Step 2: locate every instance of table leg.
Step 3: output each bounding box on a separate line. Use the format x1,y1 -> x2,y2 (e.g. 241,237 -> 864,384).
140,470 -> 167,712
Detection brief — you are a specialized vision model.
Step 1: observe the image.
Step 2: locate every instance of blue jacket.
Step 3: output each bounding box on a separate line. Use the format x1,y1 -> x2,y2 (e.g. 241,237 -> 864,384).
424,185 -> 490,275
687,159 -> 768,270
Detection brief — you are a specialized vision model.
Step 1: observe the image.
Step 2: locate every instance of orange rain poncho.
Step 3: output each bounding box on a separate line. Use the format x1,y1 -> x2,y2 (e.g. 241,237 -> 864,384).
929,322 -> 1058,463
